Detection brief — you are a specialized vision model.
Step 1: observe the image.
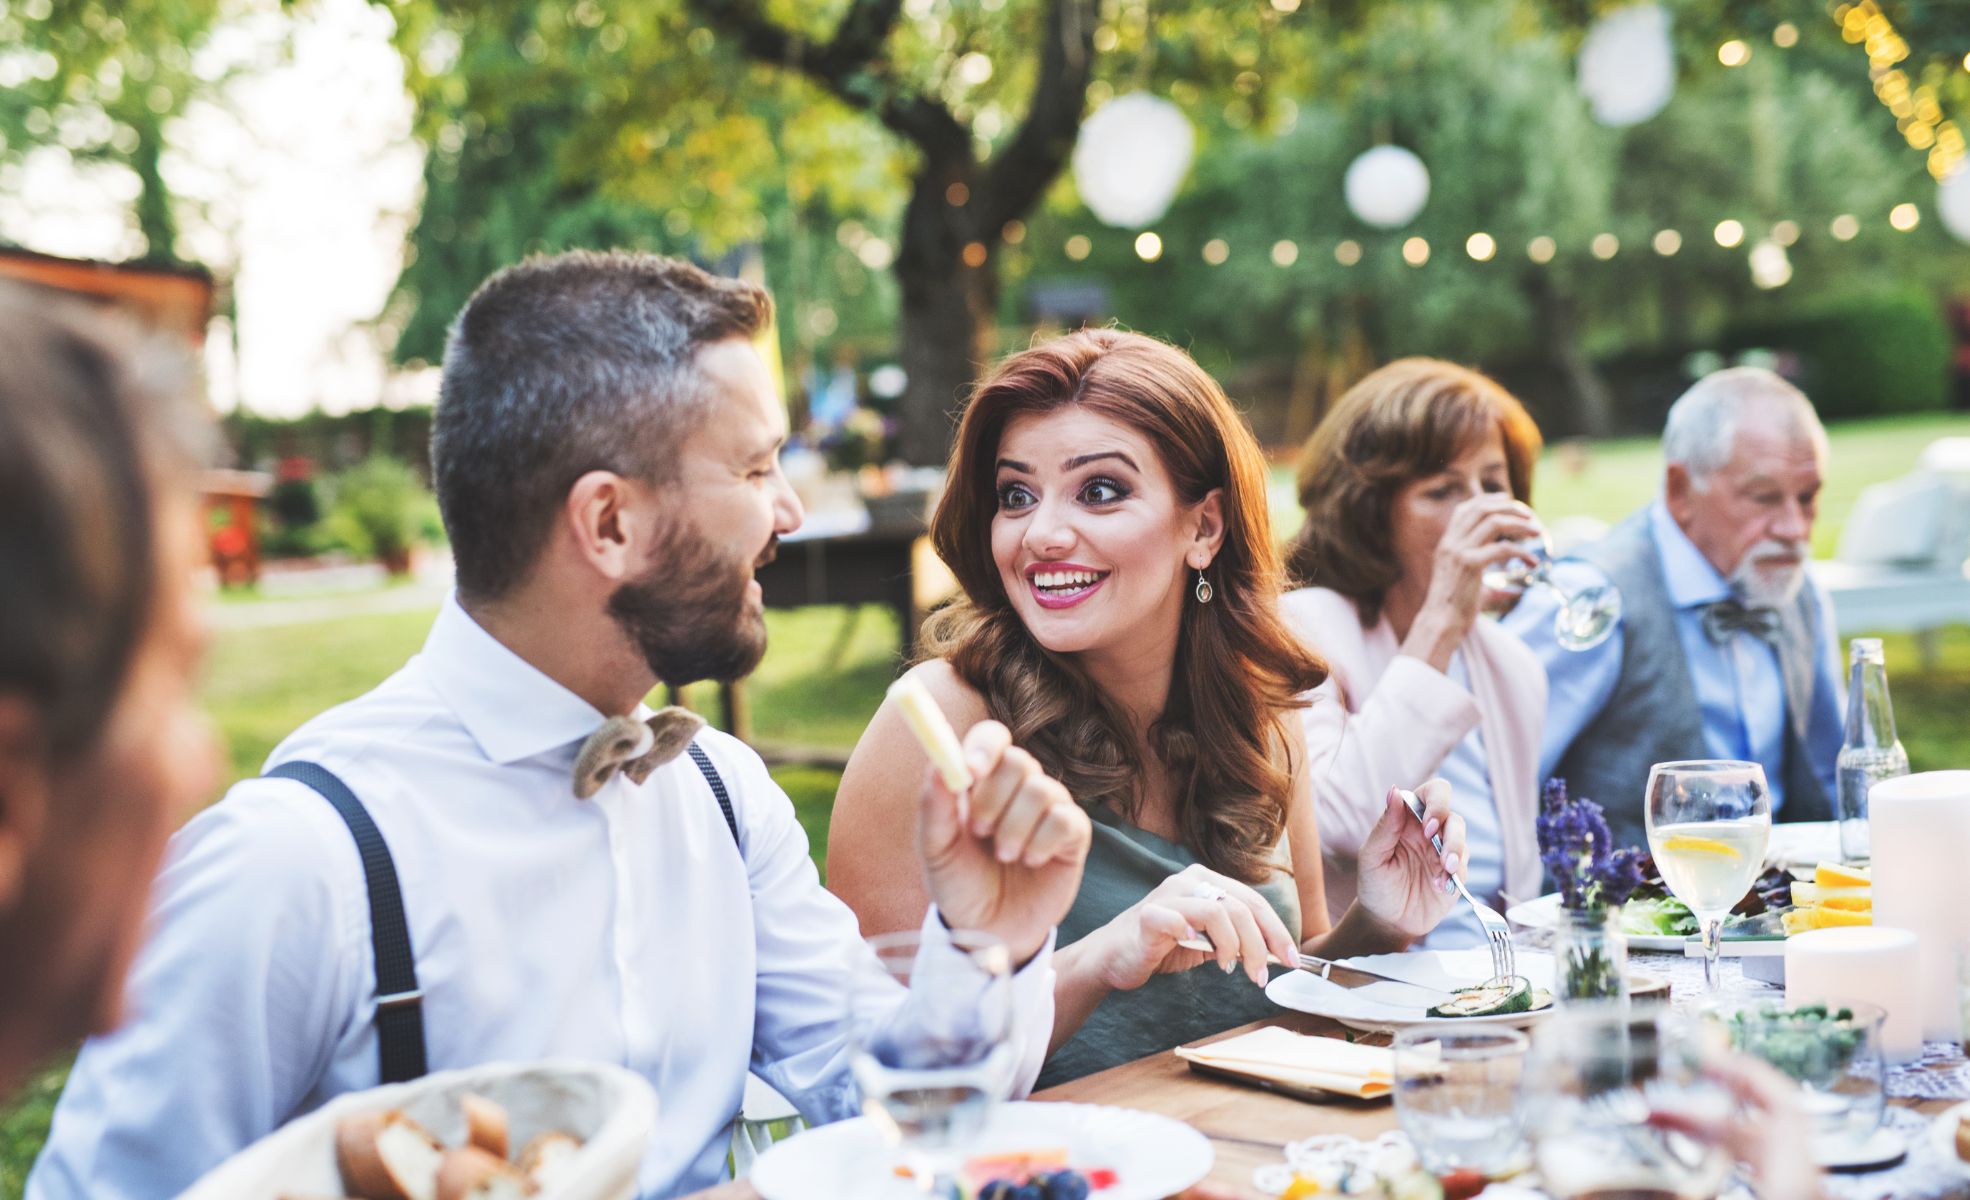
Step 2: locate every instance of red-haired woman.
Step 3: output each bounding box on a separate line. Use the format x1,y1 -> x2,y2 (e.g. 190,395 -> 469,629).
828,330 -> 1467,1085
1283,358 -> 1548,948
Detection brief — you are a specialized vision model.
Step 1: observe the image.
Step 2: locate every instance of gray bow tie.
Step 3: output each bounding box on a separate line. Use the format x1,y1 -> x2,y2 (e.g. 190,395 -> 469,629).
1701,598 -> 1781,646
572,707 -> 706,799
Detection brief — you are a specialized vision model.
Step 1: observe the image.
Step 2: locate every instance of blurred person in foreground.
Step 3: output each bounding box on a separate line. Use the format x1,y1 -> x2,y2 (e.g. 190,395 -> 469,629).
827,330 -> 1469,1088
31,251 -> 1092,1199
0,285 -> 221,1094
1281,359 -> 1550,946
1505,367 -> 1840,848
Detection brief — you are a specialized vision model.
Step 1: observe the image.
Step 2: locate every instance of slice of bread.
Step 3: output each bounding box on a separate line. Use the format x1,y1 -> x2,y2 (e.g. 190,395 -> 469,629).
335,1111 -> 444,1200
434,1147 -> 530,1200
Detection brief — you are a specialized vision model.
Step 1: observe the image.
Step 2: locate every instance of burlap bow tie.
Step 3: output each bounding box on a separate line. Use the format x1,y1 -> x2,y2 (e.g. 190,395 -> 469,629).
1700,597 -> 1781,646
572,707 -> 706,799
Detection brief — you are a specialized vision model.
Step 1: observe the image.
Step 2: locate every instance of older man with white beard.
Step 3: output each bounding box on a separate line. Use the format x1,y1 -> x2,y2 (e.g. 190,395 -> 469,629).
1506,367 -> 1841,849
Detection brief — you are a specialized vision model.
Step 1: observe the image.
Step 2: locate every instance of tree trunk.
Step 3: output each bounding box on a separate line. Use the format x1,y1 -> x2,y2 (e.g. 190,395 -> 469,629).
893,170 -> 999,467
1524,270 -> 1615,438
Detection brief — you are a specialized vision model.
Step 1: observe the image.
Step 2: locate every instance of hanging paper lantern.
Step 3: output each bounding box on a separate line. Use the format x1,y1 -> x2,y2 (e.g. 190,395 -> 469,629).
1071,93 -> 1196,228
1343,145 -> 1430,229
1939,166 -> 1970,244
1577,4 -> 1676,128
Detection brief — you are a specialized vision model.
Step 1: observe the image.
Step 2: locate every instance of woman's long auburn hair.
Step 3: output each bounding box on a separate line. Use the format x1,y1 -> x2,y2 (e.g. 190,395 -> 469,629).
925,329 -> 1328,884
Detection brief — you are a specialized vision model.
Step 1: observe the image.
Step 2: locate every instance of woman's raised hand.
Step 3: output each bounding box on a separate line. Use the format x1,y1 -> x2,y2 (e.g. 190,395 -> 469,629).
1354,779 -> 1466,941
1404,494 -> 1542,666
1089,863 -> 1299,992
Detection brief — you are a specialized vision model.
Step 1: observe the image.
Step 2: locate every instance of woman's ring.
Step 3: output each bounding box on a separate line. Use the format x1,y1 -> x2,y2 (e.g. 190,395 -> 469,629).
1191,882 -> 1228,903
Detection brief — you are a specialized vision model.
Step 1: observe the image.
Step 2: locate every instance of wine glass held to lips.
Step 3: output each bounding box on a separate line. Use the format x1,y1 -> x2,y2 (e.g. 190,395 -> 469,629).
1645,761 -> 1772,993
1481,531 -> 1623,652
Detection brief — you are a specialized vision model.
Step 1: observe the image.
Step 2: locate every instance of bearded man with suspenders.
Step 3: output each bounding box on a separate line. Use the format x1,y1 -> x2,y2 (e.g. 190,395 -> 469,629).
30,252 -> 1091,1199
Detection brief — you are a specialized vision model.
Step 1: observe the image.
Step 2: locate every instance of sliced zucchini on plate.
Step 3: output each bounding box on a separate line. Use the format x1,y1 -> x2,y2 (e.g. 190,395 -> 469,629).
1427,975 -> 1552,1019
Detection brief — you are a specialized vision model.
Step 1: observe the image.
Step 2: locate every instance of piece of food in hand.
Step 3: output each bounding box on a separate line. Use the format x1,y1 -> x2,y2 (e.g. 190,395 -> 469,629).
1428,976 -> 1536,1018
458,1094 -> 509,1161
335,1111 -> 445,1200
517,1131 -> 583,1192
433,1147 -> 529,1200
888,675 -> 974,791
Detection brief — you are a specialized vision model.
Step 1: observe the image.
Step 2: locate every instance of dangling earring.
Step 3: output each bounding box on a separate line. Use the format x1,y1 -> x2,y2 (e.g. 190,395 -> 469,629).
1194,568 -> 1214,604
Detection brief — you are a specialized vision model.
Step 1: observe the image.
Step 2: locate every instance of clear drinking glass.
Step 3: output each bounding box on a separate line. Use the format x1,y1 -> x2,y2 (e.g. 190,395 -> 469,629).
1481,534 -> 1623,651
1711,999 -> 1885,1155
1526,1010 -> 1735,1200
845,929 -> 1015,1196
1645,760 -> 1772,992
1393,1026 -> 1528,1177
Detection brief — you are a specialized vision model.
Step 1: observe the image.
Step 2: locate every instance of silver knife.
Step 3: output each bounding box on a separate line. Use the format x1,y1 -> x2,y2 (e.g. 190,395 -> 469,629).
1175,936 -> 1452,1005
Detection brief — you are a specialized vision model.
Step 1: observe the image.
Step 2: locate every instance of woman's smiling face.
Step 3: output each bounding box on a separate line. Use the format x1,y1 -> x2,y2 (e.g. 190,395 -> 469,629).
990,406 -> 1215,658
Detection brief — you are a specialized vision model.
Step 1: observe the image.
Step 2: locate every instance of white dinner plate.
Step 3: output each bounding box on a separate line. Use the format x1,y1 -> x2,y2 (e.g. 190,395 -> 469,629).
1506,893 -> 1687,952
1265,948 -> 1557,1032
747,1101 -> 1212,1200
1925,1100 -> 1970,1178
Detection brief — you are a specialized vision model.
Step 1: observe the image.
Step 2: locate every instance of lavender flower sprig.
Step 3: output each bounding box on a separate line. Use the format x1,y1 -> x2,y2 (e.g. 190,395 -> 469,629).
1537,778 -> 1647,914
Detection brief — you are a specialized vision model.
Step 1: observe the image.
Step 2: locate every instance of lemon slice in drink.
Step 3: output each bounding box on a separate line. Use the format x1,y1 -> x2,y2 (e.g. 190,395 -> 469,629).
1659,833 -> 1743,862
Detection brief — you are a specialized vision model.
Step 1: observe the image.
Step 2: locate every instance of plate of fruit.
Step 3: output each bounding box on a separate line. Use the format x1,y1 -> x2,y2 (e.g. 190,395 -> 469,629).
747,1101 -> 1211,1200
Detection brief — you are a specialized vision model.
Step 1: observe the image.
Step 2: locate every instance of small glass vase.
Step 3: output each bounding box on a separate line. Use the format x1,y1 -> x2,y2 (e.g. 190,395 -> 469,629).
1555,905 -> 1628,1008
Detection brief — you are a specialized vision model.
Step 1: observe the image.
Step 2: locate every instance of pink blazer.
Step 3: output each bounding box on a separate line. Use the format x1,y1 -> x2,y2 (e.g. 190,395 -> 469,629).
1281,586 -> 1548,923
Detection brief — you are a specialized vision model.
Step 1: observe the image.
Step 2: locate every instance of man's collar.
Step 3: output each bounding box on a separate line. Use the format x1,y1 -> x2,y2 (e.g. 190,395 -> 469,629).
1647,500 -> 1734,609
421,594 -> 651,766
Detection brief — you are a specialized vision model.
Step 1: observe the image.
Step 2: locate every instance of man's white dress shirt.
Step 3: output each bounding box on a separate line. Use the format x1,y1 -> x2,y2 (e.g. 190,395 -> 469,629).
30,597 -> 1055,1199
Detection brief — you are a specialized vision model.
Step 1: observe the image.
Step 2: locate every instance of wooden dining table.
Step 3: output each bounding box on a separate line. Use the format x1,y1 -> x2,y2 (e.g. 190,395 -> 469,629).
684,976 -> 1964,1200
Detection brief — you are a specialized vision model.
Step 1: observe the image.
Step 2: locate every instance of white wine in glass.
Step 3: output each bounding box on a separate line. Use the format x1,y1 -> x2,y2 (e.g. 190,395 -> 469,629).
1644,761 -> 1771,992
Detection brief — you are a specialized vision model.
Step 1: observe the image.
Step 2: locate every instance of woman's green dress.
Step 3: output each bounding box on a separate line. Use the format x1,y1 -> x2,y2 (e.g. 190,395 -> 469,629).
1036,805 -> 1300,1089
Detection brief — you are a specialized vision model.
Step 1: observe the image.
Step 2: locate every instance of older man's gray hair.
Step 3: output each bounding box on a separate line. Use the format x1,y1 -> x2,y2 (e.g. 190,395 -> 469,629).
1661,366 -> 1828,489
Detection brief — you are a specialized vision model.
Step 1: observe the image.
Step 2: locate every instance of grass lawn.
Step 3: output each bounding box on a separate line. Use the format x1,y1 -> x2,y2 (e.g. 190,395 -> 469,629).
2,409 -> 1965,1194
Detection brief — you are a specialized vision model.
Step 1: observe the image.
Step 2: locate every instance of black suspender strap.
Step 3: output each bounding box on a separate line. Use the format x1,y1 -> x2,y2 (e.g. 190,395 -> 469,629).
264,761 -> 428,1085
686,740 -> 741,850
261,744 -> 733,1087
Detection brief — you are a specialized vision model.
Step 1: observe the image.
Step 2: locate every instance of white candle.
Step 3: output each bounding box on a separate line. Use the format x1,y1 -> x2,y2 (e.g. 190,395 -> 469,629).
1870,771 -> 1970,1043
1786,926 -> 1923,1063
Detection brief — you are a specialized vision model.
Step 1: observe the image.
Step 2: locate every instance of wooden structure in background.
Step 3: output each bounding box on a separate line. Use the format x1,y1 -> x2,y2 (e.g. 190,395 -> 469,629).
0,247 -> 272,582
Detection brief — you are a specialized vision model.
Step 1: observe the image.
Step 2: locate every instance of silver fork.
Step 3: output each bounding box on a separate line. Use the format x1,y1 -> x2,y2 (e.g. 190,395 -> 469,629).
1395,788 -> 1516,982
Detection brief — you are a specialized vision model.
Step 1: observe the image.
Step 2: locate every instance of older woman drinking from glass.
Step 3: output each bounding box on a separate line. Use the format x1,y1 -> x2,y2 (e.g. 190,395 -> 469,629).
1282,358 -> 1548,949
828,330 -> 1470,1086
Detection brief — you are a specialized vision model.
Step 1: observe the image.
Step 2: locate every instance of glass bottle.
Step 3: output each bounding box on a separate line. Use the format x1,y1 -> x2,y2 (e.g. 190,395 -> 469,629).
1836,638 -> 1909,863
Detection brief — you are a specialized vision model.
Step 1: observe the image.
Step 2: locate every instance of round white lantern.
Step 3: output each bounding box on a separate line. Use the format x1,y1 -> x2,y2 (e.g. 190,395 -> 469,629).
1939,166 -> 1970,244
1072,93 -> 1196,229
1343,145 -> 1430,229
1748,239 -> 1792,289
1577,4 -> 1676,128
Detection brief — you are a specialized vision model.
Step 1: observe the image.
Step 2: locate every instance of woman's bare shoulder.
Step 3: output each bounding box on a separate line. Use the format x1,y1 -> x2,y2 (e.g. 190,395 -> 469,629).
897,658 -> 992,730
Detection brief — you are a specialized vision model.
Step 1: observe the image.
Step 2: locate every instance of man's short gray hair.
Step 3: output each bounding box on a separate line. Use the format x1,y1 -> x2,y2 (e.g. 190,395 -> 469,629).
1661,366 -> 1827,489
432,250 -> 771,600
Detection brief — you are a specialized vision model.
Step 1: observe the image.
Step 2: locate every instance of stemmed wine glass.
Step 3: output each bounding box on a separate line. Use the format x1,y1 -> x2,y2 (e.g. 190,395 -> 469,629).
1645,760 -> 1773,992
1483,534 -> 1623,651
1526,1009 -> 1735,1200
844,929 -> 1016,1196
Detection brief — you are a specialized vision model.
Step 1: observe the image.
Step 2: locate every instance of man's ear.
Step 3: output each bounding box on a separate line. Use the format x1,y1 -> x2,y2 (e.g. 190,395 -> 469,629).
1187,488 -> 1227,570
1664,463 -> 1696,527
563,470 -> 651,584
0,698 -> 50,913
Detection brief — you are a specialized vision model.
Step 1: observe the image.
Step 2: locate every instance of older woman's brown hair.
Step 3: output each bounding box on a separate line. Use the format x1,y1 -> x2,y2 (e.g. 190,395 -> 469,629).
1286,357 -> 1542,625
926,329 -> 1327,884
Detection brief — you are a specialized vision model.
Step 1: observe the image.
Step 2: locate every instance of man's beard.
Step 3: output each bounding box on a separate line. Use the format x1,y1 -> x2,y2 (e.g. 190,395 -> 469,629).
1729,538 -> 1808,607
608,518 -> 777,687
